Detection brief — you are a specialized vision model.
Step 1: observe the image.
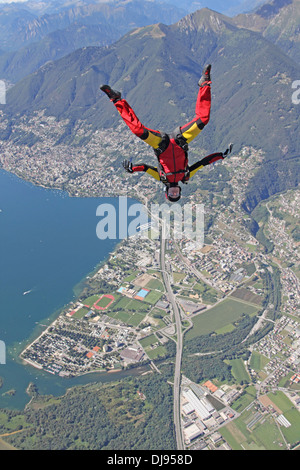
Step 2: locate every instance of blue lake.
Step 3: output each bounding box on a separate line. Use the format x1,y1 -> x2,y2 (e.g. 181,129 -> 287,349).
0,169 -> 144,409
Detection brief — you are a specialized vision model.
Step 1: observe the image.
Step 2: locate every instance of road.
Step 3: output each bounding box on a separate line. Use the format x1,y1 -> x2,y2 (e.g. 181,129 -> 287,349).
174,242 -> 222,293
160,222 -> 184,450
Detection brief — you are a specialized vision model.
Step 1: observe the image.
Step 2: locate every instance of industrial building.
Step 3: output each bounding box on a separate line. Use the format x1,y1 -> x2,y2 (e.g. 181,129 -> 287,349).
183,423 -> 203,443
182,388 -> 215,421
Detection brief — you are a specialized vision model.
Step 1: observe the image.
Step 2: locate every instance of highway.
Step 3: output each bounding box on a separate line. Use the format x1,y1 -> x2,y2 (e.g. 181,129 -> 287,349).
160,222 -> 184,450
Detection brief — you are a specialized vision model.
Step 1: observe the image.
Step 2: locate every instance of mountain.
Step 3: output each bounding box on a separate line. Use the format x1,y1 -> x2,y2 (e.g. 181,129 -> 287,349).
4,8 -> 300,154
232,0 -> 300,63
0,0 -> 186,52
2,7 -> 300,211
0,0 -> 266,17
0,0 -> 186,82
0,22 -> 119,82
224,0 -> 266,15
135,0 -> 266,16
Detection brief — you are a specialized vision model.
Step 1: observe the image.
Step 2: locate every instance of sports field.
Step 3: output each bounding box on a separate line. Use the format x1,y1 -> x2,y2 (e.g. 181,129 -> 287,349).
93,294 -> 115,310
105,295 -> 149,327
185,298 -> 259,340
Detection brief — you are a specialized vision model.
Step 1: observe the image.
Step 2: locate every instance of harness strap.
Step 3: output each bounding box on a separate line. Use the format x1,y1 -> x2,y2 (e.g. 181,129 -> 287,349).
164,170 -> 186,175
172,126 -> 189,152
154,130 -> 189,182
154,133 -> 170,157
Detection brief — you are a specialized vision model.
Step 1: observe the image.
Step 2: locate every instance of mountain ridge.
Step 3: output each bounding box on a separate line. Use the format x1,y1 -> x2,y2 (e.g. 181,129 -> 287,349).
232,0 -> 300,63
1,5 -> 299,214
0,0 -> 186,52
4,7 -> 299,157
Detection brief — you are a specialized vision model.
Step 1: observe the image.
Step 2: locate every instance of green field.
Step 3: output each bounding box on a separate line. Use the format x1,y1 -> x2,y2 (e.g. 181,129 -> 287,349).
139,334 -> 168,360
268,390 -> 292,413
250,351 -> 270,372
140,334 -> 158,348
143,290 -> 164,305
282,409 -> 300,445
267,391 -> 300,447
112,296 -> 148,312
227,358 -> 250,384
95,295 -> 114,308
114,311 -> 145,327
84,295 -> 100,307
145,278 -> 165,292
105,295 -> 149,327
173,272 -> 186,283
147,346 -> 167,360
220,408 -> 285,450
72,307 -> 90,319
185,298 -> 259,340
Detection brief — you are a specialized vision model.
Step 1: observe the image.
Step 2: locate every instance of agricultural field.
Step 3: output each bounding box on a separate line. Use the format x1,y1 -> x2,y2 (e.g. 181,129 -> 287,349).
265,391 -> 300,446
185,298 -> 259,340
230,287 -> 263,306
231,386 -> 257,413
222,390 -> 300,450
220,407 -> 285,450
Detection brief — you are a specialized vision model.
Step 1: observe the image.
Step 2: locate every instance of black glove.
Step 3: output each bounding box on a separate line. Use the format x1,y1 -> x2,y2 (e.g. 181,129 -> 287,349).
122,160 -> 133,173
223,143 -> 233,157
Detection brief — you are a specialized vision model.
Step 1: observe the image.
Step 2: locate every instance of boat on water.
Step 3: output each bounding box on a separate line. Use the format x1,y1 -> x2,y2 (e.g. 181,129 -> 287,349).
23,290 -> 32,296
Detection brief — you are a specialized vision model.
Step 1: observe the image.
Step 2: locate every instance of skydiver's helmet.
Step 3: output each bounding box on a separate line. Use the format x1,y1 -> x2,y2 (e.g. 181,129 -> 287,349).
165,183 -> 181,202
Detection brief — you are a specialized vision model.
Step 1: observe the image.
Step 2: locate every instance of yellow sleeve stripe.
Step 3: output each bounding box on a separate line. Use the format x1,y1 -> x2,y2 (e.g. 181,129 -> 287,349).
181,122 -> 202,144
145,167 -> 161,181
189,164 -> 204,179
144,132 -> 162,149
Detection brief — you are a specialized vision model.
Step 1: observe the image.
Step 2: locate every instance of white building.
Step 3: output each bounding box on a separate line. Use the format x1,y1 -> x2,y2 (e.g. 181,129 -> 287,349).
182,389 -> 214,420
183,423 -> 203,443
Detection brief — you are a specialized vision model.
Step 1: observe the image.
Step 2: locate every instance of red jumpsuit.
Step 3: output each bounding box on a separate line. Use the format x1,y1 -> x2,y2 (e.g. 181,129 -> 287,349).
113,85 -> 212,183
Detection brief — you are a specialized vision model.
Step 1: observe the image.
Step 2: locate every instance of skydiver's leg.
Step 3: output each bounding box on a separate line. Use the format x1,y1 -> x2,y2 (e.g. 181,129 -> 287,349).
114,99 -> 163,150
179,84 -> 211,144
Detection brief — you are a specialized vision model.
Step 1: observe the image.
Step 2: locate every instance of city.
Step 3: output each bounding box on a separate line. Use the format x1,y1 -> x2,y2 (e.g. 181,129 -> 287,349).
0,109 -> 299,450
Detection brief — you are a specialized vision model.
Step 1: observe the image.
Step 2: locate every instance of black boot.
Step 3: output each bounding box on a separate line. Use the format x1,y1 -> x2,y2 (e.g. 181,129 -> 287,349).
198,64 -> 211,87
100,85 -> 121,102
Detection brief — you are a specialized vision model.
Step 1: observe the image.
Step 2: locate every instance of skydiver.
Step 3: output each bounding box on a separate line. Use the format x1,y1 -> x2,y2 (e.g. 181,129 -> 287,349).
100,65 -> 232,202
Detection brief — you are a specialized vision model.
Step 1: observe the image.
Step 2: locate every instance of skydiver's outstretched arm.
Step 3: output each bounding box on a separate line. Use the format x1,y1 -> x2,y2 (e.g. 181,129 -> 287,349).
189,144 -> 233,179
189,152 -> 224,179
123,160 -> 161,181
